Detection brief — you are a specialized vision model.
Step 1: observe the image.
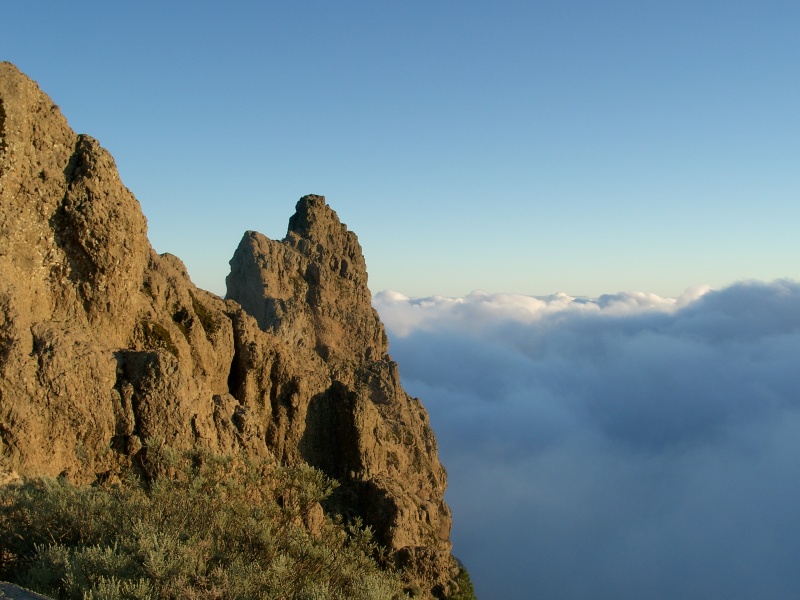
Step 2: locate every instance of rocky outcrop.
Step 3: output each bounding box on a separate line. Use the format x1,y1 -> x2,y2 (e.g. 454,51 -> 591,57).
226,197 -> 455,588
0,62 -> 457,597
0,581 -> 53,599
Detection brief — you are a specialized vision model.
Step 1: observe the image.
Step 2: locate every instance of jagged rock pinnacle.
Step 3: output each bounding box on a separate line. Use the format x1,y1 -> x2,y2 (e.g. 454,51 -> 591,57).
0,63 -> 457,598
227,195 -> 386,362
285,194 -> 369,288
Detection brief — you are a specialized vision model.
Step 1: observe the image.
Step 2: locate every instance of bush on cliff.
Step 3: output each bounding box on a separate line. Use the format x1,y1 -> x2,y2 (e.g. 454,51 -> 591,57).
449,566 -> 478,600
0,441 -> 406,599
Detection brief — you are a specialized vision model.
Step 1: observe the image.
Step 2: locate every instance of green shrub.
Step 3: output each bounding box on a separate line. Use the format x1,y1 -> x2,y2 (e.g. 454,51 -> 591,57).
140,321 -> 179,357
448,565 -> 478,600
0,441 -> 406,599
190,293 -> 218,336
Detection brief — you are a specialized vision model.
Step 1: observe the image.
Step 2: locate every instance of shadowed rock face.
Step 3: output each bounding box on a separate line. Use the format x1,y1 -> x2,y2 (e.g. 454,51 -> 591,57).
0,62 -> 457,598
227,196 -> 456,590
227,194 -> 386,363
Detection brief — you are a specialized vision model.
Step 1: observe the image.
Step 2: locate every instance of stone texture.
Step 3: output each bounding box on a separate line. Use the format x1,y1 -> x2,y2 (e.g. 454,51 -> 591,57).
0,581 -> 53,599
227,196 -> 456,594
0,62 -> 457,597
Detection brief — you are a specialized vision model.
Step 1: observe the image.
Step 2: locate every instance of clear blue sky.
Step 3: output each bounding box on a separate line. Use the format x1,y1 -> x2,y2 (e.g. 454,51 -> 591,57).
3,1 -> 799,298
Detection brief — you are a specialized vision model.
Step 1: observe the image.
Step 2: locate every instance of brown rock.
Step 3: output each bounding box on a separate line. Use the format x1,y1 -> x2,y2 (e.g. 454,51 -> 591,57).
0,581 -> 54,599
227,197 -> 457,593
0,62 -> 457,597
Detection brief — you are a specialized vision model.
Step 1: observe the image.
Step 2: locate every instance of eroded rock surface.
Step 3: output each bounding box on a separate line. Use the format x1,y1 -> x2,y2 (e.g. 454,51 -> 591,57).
0,62 -> 457,597
227,195 -> 455,592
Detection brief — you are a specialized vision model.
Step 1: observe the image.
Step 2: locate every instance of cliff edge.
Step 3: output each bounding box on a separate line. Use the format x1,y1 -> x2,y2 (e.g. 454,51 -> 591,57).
0,62 -> 457,597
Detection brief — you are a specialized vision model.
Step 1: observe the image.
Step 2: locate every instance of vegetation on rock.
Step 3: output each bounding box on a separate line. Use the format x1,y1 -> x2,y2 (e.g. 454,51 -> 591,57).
0,442 -> 409,600
449,567 -> 478,600
190,292 -> 219,336
0,61 -> 466,598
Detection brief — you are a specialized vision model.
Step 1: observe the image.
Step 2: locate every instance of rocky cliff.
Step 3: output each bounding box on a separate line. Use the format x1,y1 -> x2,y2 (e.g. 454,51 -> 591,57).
0,62 -> 457,597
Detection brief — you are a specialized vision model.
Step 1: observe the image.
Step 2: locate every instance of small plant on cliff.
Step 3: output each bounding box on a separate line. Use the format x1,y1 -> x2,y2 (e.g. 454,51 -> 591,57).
139,320 -> 179,357
190,292 -> 219,336
448,565 -> 478,600
0,441 -> 406,599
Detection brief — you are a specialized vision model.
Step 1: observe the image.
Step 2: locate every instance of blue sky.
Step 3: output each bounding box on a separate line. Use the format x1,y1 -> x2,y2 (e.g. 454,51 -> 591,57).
3,1 -> 799,298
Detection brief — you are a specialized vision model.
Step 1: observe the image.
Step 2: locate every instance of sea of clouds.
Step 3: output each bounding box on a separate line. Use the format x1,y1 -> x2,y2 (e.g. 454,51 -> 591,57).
374,280 -> 800,599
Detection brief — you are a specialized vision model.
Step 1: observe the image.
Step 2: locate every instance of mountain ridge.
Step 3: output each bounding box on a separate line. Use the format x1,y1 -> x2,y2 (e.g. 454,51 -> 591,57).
0,62 -> 458,598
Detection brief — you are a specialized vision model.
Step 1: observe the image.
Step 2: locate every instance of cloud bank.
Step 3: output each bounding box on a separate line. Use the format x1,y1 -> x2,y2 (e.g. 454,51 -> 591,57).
374,281 -> 800,599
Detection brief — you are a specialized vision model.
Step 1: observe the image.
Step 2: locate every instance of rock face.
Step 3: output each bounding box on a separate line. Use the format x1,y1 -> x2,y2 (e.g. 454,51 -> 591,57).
0,63 -> 457,597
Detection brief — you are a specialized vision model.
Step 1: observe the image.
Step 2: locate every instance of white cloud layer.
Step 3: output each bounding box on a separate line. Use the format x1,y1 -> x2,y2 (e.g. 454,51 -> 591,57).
374,280 -> 800,599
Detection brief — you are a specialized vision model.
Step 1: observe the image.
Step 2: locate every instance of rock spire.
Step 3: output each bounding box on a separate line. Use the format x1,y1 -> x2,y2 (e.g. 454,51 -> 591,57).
0,62 -> 458,597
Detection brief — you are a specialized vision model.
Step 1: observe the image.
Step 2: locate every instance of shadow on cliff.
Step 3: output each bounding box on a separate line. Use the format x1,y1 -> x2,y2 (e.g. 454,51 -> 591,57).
299,383 -> 399,548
